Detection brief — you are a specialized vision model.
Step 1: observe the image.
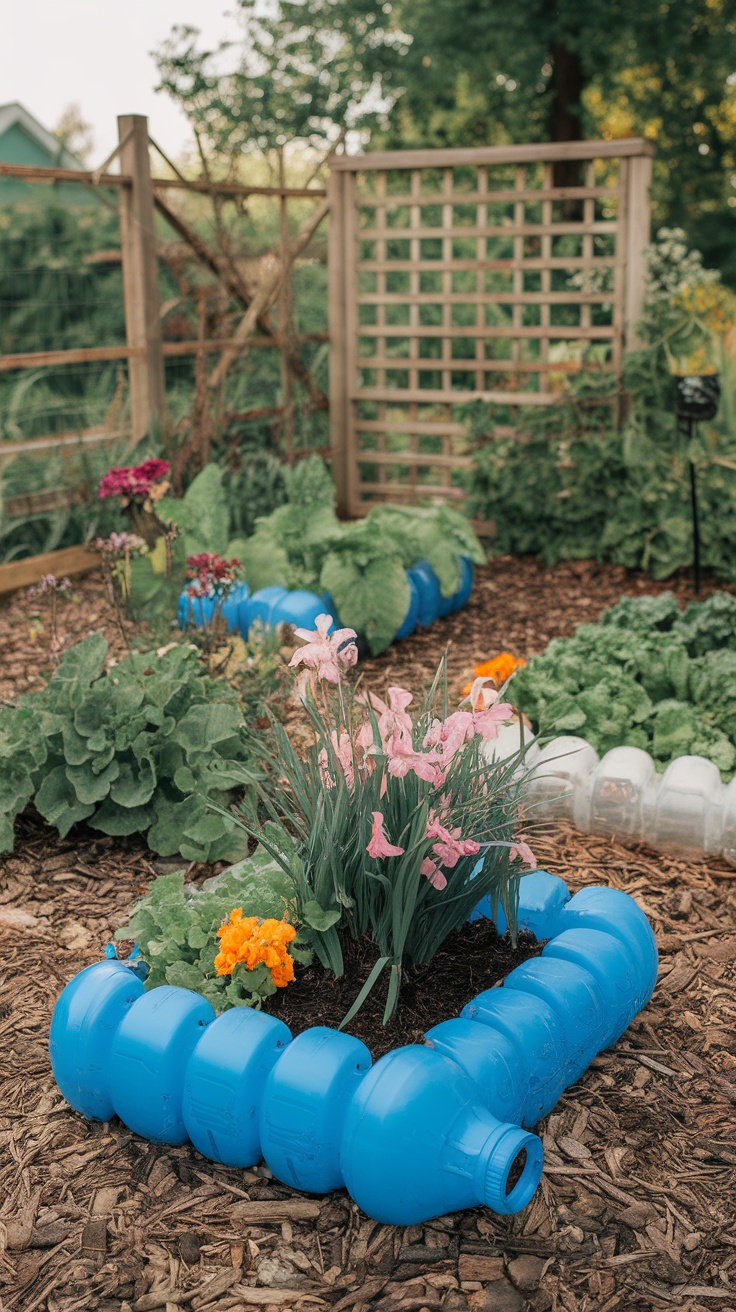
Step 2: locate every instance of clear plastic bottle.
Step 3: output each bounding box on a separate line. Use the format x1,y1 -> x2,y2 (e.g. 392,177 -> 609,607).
652,755 -> 725,853
587,746 -> 658,842
524,736 -> 600,820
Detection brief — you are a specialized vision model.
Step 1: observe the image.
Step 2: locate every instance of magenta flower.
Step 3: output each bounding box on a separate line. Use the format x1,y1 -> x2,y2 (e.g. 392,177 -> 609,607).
186,553 -> 241,599
367,812 -> 405,859
98,459 -> 170,501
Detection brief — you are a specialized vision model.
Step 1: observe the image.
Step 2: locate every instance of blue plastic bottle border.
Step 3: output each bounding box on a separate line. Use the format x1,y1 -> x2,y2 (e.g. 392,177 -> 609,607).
49,872 -> 657,1225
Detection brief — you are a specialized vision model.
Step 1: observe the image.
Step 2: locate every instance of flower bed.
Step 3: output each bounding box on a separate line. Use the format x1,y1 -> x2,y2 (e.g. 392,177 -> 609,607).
49,870 -> 657,1223
46,609 -> 656,1224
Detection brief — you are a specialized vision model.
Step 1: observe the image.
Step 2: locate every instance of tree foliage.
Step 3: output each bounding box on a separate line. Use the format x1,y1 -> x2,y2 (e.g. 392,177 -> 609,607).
155,0 -> 736,277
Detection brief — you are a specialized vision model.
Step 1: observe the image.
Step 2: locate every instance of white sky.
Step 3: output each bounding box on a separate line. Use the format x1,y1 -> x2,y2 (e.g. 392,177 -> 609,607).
0,0 -> 241,164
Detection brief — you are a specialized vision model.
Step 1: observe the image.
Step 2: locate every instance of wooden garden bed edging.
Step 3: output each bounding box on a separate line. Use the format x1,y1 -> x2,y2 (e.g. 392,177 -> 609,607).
0,546 -> 99,599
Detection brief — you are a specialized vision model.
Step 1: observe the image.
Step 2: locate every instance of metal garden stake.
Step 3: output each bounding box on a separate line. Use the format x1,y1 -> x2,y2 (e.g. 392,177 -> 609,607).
675,374 -> 720,594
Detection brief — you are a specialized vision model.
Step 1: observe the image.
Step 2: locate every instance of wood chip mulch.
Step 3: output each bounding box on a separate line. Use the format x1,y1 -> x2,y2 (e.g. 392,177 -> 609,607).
1,556 -> 735,1312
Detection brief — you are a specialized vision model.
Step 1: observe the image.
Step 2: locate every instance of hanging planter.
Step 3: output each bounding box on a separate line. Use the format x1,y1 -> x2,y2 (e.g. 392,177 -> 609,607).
49,871 -> 656,1226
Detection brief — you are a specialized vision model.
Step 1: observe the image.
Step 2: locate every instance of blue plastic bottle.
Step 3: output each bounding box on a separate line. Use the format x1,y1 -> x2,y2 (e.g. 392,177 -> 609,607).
242,585 -> 289,632
177,582 -> 250,634
341,1045 -> 543,1224
449,557 -> 474,613
269,590 -> 327,632
109,986 -> 215,1145
395,574 -> 420,640
408,562 -> 442,628
183,1008 -> 292,1167
428,876 -> 658,1130
49,959 -> 145,1121
259,1027 -> 371,1193
469,867 -> 570,937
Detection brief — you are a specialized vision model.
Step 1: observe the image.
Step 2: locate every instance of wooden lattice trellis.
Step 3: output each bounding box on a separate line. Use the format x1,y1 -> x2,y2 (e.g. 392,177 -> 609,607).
328,140 -> 653,517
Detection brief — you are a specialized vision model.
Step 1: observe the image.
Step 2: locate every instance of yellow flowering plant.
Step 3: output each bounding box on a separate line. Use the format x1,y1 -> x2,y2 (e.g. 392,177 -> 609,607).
461,652 -> 526,697
664,280 -> 735,377
641,229 -> 736,378
115,846 -> 313,1014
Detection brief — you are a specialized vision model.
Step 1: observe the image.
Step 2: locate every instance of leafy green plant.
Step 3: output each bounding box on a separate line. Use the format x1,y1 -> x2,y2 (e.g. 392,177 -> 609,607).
235,453 -> 342,591
463,230 -> 736,584
514,591 -> 736,779
222,446 -> 290,540
0,633 -> 258,860
114,845 -> 312,1013
235,454 -> 485,653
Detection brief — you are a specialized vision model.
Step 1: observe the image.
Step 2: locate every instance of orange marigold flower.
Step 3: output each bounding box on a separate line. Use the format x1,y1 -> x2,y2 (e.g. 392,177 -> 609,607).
271,958 -> 296,988
462,652 -> 526,696
214,908 -> 298,988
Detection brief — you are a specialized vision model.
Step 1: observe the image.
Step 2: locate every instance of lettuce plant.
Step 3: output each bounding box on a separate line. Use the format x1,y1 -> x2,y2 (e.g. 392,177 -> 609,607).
514,591 -> 736,779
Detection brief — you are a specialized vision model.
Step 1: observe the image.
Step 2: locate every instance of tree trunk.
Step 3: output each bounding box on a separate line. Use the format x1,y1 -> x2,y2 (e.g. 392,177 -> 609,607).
549,42 -> 586,192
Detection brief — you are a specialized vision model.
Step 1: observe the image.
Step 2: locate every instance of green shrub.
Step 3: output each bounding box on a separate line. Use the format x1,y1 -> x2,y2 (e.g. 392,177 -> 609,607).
0,633 -> 258,860
463,231 -> 736,583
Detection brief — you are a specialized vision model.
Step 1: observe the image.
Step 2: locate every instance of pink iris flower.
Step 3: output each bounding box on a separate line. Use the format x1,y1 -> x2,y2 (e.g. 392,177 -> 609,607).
290,614 -> 358,684
420,858 -> 447,891
367,812 -> 405,859
386,734 -> 444,786
510,839 -> 537,869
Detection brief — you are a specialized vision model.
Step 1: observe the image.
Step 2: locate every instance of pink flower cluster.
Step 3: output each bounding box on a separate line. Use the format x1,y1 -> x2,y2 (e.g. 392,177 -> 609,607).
365,678 -> 513,793
98,459 -> 170,501
25,574 -> 72,601
358,683 -> 535,887
366,808 -> 481,891
94,532 -> 146,555
186,553 -> 242,599
289,613 -> 358,685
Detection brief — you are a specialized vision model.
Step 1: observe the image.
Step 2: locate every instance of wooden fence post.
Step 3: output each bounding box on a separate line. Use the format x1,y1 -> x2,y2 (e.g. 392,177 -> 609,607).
117,115 -> 166,443
328,164 -> 350,517
624,148 -> 654,352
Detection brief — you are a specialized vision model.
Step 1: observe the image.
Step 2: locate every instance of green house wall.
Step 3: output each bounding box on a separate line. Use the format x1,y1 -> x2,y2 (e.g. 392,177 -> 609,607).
0,121 -> 95,205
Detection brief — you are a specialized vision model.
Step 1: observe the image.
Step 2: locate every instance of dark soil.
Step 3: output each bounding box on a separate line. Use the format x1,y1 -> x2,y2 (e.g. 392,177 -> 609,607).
262,919 -> 543,1059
